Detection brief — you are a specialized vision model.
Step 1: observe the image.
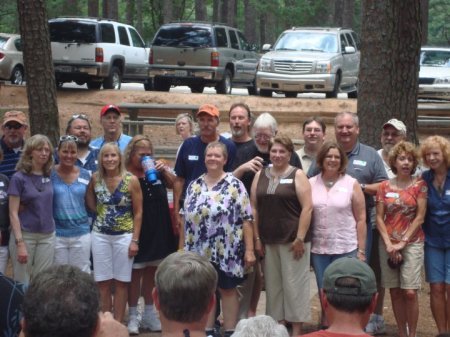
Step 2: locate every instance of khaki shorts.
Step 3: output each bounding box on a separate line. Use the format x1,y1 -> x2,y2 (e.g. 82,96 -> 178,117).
264,242 -> 311,322
379,240 -> 423,289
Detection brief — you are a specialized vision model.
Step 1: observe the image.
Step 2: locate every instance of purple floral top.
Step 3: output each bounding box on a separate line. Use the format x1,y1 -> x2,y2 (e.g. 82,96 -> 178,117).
183,172 -> 253,278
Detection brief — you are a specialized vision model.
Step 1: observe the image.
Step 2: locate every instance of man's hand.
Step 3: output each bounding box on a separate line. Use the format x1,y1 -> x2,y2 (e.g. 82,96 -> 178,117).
96,312 -> 128,337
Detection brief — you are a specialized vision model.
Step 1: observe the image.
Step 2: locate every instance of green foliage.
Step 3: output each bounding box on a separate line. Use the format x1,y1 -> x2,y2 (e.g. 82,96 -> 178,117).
427,0 -> 450,46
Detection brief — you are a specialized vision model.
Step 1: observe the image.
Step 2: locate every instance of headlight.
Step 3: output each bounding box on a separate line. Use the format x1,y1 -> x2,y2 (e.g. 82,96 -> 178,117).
316,62 -> 331,74
434,76 -> 450,84
258,58 -> 273,72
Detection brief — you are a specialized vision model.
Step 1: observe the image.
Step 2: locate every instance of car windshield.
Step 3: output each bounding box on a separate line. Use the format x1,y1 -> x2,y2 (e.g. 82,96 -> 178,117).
273,31 -> 338,53
49,21 -> 96,43
420,50 -> 450,67
153,25 -> 212,48
0,36 -> 9,49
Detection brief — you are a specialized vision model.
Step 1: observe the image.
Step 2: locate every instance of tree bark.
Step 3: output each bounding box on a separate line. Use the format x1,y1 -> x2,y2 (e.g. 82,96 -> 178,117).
195,0 -> 207,21
243,0 -> 257,44
103,0 -> 118,20
227,0 -> 236,27
358,0 -> 422,147
343,0 -> 355,28
220,0 -> 228,25
420,0 -> 429,45
125,0 -> 134,25
87,0 -> 99,17
212,0 -> 219,22
16,0 -> 59,144
334,0 -> 344,26
162,1 -> 173,24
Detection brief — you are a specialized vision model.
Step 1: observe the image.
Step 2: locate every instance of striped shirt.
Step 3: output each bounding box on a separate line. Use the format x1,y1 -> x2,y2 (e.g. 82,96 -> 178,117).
0,138 -> 23,179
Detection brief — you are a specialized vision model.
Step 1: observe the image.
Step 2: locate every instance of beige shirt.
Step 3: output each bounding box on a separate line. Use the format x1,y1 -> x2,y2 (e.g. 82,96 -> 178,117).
296,147 -> 313,173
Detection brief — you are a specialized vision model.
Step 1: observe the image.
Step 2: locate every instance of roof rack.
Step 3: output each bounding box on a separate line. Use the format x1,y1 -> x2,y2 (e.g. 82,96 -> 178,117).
290,27 -> 344,31
168,20 -> 230,27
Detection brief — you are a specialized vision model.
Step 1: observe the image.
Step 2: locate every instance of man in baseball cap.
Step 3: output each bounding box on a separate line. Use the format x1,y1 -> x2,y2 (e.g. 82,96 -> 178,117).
90,104 -> 132,152
303,257 -> 377,337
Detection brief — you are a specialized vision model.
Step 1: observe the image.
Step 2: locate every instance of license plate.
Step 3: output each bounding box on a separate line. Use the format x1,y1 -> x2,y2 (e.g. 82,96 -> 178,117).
55,65 -> 73,73
174,70 -> 187,77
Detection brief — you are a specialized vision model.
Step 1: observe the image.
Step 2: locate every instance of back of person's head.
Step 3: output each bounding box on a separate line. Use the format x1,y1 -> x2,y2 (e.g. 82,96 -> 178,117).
231,315 -> 289,337
22,265 -> 100,337
154,251 -> 218,323
323,257 -> 377,314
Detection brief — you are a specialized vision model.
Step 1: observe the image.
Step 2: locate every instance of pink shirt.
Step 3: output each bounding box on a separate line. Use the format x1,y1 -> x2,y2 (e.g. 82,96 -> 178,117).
309,174 -> 357,254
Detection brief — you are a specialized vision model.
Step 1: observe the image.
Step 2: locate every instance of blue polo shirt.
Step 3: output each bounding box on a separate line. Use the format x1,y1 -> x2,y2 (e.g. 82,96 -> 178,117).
0,138 -> 22,179
175,135 -> 236,197
90,133 -> 132,152
422,169 -> 450,248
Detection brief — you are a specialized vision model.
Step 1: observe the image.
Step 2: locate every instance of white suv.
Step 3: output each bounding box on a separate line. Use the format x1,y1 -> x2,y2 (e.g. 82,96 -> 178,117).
49,17 -> 151,90
257,27 -> 360,98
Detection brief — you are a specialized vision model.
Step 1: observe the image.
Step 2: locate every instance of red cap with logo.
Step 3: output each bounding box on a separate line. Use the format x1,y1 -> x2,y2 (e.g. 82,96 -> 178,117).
100,104 -> 121,117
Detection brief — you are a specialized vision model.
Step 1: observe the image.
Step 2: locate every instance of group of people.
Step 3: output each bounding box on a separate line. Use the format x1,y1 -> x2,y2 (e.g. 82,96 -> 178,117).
1,100 -> 450,337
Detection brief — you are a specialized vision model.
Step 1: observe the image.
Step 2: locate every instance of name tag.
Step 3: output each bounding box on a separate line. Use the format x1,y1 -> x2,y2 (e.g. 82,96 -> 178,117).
42,178 -> 50,183
386,192 -> 399,198
280,178 -> 293,184
0,182 -> 4,187
353,159 -> 367,167
78,178 -> 90,185
445,190 -> 450,196
188,155 -> 199,161
337,187 -> 348,193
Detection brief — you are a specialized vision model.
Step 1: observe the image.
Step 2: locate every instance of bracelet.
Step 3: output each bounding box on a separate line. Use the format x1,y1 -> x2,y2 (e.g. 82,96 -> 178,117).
295,236 -> 304,243
131,239 -> 139,244
15,237 -> 24,245
401,236 -> 409,243
358,248 -> 365,255
255,237 -> 261,241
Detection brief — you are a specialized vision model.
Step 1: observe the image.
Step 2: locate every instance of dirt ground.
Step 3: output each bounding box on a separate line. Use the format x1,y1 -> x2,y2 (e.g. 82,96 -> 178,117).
0,84 -> 439,336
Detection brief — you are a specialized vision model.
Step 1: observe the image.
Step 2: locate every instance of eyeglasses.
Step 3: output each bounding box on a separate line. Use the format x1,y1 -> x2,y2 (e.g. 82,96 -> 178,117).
4,123 -> 23,130
254,134 -> 272,141
59,135 -> 79,143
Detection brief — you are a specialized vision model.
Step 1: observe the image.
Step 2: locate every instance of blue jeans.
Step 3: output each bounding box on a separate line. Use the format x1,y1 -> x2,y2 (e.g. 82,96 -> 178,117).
311,250 -> 357,289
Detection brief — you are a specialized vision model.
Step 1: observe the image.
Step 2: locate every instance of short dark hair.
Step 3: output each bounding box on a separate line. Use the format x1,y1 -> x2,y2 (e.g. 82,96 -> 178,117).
269,134 -> 294,154
22,265 -> 100,337
302,116 -> 326,133
325,277 -> 373,313
316,141 -> 348,174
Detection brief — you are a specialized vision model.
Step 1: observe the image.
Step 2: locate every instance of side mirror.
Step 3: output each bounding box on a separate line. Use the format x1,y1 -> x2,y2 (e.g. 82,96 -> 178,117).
262,44 -> 272,52
344,46 -> 356,54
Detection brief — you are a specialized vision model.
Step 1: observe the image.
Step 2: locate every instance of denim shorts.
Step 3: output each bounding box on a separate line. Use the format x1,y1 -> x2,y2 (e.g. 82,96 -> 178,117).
425,244 -> 450,284
311,249 -> 357,289
212,263 -> 244,289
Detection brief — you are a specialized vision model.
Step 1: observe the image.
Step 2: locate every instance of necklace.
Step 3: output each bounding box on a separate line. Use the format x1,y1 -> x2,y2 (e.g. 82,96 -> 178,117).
324,180 -> 335,188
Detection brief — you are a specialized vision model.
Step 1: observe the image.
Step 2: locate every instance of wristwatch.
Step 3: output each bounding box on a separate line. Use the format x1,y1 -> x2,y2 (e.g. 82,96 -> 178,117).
360,183 -> 366,192
15,237 -> 24,245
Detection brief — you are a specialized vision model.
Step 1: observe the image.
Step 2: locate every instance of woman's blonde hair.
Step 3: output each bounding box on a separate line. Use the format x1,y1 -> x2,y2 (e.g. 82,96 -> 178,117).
124,135 -> 154,168
96,142 -> 125,184
16,134 -> 53,176
420,135 -> 450,169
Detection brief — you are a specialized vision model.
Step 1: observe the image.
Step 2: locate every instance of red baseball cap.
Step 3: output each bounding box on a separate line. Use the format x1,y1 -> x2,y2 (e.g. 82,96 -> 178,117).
100,104 -> 121,117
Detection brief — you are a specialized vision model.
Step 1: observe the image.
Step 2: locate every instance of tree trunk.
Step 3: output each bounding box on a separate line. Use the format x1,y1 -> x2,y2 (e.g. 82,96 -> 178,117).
87,0 -> 99,17
162,1 -> 173,24
16,0 -> 59,144
343,0 -> 355,28
243,0 -> 257,44
103,0 -> 118,20
420,0 -> 429,45
227,0 -> 236,27
220,0 -> 228,25
334,0 -> 344,26
212,0 -> 219,22
135,0 -> 143,34
125,0 -> 134,25
358,0 -> 422,148
195,0 -> 207,21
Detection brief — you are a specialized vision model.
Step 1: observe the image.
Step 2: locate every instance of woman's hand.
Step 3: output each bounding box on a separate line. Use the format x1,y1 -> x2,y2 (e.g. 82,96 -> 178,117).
255,239 -> 265,258
290,238 -> 305,260
128,241 -> 139,258
244,250 -> 256,268
16,241 -> 28,264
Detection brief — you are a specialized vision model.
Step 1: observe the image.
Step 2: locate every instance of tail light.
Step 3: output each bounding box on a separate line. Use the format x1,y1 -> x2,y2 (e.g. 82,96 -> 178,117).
0,52 -> 4,60
211,52 -> 219,67
95,48 -> 103,62
149,49 -> 153,64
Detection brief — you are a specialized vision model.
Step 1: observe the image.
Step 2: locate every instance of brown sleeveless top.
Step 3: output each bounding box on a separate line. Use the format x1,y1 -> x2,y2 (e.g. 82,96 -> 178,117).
256,166 -> 308,244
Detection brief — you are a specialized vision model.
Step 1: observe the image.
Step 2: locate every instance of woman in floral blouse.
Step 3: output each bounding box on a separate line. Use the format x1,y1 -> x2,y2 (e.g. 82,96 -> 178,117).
180,141 -> 255,337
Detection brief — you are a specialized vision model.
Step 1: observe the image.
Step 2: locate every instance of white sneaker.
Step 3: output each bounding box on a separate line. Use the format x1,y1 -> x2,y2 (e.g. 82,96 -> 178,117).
127,315 -> 140,335
365,315 -> 386,335
141,314 -> 161,332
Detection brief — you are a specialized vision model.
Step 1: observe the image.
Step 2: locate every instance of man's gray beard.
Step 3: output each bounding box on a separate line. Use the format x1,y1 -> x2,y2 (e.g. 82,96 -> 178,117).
231,128 -> 244,138
255,143 -> 268,154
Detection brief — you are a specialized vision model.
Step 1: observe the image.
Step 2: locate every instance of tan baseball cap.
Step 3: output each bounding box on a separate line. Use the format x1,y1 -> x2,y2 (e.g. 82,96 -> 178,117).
2,110 -> 28,126
383,119 -> 406,133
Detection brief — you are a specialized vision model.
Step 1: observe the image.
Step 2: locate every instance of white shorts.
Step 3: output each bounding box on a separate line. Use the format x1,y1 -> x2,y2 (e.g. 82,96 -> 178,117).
91,232 -> 134,282
0,245 -> 8,274
54,233 -> 91,273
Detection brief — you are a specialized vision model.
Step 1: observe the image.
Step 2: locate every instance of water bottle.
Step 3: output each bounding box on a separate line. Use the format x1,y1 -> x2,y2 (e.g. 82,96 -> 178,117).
141,155 -> 158,183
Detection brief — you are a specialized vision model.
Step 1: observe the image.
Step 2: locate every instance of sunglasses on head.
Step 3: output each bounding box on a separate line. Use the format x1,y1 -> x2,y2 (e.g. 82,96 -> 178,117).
59,135 -> 79,144
69,114 -> 90,122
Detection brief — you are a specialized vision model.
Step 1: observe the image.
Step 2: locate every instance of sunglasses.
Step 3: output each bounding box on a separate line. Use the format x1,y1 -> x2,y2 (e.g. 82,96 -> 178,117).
69,114 -> 90,123
59,135 -> 79,144
4,123 -> 23,130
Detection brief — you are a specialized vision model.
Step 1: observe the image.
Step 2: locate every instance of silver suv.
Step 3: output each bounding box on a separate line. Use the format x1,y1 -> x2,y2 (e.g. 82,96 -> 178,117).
256,27 -> 360,98
149,22 -> 260,94
49,17 -> 151,90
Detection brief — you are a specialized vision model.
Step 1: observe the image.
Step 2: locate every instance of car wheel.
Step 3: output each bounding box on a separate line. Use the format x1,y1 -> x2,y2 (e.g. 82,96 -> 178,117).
154,77 -> 171,91
10,66 -> 24,85
87,81 -> 102,90
103,66 -> 121,90
216,69 -> 232,94
285,92 -> 297,98
348,90 -> 358,99
190,84 -> 205,93
144,79 -> 153,91
326,72 -> 340,98
247,80 -> 258,96
260,89 -> 272,97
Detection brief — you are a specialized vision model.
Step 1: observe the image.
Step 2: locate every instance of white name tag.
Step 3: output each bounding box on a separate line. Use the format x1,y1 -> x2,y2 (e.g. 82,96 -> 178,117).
445,190 -> 450,196
188,155 -> 199,161
78,178 -> 90,185
386,192 -> 399,198
280,178 -> 293,184
337,187 -> 348,193
0,182 -> 4,187
42,178 -> 50,183
353,159 -> 367,167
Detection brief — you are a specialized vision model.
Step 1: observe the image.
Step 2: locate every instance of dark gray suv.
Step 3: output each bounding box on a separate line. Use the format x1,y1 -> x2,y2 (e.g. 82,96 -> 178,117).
149,22 -> 260,95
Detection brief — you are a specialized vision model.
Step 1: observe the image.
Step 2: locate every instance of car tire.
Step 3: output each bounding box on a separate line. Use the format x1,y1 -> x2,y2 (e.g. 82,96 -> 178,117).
326,72 -> 340,98
260,89 -> 272,97
348,90 -> 358,99
216,69 -> 232,94
190,84 -> 205,93
10,66 -> 24,85
154,77 -> 171,91
103,66 -> 121,90
247,80 -> 258,96
87,81 -> 102,90
285,92 -> 297,98
144,79 -> 153,91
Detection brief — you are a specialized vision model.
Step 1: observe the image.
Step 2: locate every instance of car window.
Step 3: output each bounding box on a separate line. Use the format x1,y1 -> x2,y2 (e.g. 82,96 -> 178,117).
118,26 -> 130,46
13,38 -> 22,51
274,31 -> 337,53
128,27 -> 145,48
0,36 -> 8,49
420,50 -> 450,67
340,34 -> 349,52
100,23 -> 115,43
229,30 -> 240,50
153,25 -> 212,47
350,32 -> 360,50
215,27 -> 228,47
237,31 -> 251,51
345,33 -> 356,49
49,21 -> 96,43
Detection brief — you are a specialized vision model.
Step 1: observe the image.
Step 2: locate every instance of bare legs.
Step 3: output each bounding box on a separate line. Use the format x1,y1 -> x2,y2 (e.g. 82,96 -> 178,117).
430,283 -> 450,333
390,288 -> 419,337
207,287 -> 239,332
98,279 -> 129,323
128,266 -> 157,307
